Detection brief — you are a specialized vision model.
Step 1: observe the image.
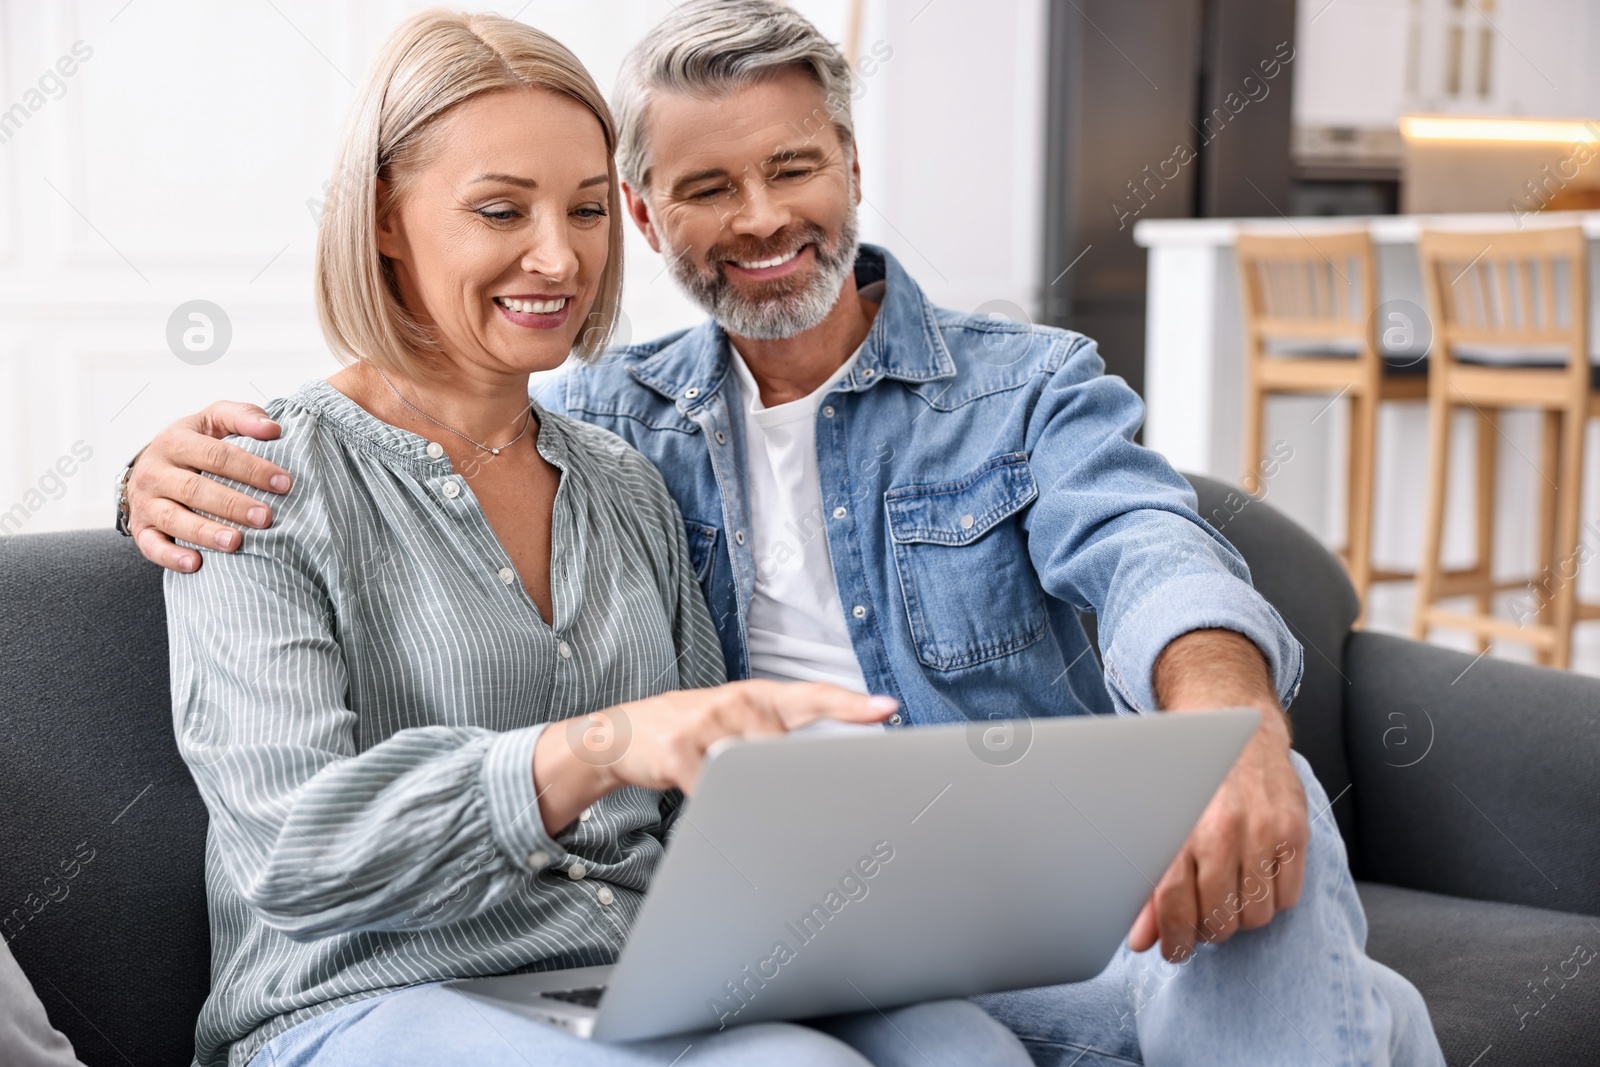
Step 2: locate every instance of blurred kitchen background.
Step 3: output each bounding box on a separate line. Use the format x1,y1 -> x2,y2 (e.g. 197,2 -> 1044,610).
2,0 -> 1597,671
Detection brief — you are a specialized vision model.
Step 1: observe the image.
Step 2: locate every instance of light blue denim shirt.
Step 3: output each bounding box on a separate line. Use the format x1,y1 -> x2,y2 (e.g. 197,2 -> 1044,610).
536,244 -> 1302,724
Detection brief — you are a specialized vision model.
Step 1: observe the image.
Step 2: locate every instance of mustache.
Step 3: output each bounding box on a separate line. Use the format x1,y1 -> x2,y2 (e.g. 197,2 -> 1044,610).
707,224 -> 827,269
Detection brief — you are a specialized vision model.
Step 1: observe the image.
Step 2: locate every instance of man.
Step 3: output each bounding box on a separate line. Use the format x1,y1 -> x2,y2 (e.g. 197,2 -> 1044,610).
121,2 -> 1443,1063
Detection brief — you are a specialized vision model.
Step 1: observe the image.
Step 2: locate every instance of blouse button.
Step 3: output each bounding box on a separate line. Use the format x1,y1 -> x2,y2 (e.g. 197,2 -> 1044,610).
579,807 -> 592,822
527,850 -> 550,869
597,886 -> 615,906
568,862 -> 587,881
558,641 -> 574,660
498,567 -> 515,585
441,480 -> 461,499
425,441 -> 445,459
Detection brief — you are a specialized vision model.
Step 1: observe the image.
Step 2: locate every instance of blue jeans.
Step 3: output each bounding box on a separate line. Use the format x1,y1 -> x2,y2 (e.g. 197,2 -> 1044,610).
974,751 -> 1445,1066
249,984 -> 1032,1066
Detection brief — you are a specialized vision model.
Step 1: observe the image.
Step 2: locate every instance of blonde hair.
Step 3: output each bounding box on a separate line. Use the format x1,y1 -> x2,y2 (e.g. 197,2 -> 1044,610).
315,9 -> 624,375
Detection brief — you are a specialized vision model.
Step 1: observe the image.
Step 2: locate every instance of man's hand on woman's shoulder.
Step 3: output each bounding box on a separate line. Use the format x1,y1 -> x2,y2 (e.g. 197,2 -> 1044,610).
124,400 -> 294,573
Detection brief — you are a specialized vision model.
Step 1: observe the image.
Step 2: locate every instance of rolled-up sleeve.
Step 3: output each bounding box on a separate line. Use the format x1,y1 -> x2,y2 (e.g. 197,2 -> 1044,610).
1022,335 -> 1303,715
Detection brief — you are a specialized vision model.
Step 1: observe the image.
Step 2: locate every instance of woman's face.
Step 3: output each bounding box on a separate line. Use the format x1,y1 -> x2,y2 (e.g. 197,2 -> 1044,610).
377,88 -> 612,379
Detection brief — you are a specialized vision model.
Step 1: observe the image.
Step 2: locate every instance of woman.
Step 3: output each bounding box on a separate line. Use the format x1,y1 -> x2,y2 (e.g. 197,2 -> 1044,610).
167,11 -> 1031,1067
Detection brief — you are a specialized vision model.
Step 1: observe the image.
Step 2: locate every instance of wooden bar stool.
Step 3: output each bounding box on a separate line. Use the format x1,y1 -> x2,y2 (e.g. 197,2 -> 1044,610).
1236,230 -> 1429,614
1414,226 -> 1597,668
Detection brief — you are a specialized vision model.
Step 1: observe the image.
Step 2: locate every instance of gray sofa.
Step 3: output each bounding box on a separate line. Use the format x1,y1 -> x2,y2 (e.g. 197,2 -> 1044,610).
0,474 -> 1596,1066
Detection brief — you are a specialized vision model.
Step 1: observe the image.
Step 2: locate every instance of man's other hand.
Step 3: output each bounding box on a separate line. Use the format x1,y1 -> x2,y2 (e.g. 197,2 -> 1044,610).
127,401 -> 291,572
1128,629 -> 1310,963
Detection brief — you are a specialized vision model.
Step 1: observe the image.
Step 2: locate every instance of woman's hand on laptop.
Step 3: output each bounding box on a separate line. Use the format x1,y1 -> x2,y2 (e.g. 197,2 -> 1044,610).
125,400 -> 292,573
532,681 -> 897,832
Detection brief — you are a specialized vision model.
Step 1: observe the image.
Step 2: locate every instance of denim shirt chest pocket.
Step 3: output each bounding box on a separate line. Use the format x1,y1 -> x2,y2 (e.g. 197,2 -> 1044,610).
883,452 -> 1048,671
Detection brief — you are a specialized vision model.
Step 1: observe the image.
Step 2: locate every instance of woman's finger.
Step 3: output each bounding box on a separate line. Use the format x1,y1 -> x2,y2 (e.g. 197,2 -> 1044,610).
757,681 -> 897,729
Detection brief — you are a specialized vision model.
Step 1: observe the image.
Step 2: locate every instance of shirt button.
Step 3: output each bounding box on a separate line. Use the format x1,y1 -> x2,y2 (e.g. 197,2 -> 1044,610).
852,604 -> 866,618
425,441 -> 445,459
527,850 -> 550,868
684,387 -> 701,400
579,807 -> 592,822
568,862 -> 587,881
558,641 -> 573,660
498,567 -> 515,585
734,530 -> 746,545
1291,683 -> 1301,700
832,506 -> 847,519
861,368 -> 875,378
597,886 -> 615,906
888,713 -> 903,726
960,514 -> 975,530
821,405 -> 835,418
715,430 -> 727,444
441,480 -> 461,499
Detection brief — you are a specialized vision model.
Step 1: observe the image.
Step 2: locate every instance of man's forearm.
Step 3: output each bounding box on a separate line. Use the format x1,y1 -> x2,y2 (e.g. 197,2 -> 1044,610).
1152,628 -> 1291,739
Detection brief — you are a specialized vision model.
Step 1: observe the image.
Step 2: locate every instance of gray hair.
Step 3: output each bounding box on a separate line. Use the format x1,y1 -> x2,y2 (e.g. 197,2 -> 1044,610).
614,0 -> 855,191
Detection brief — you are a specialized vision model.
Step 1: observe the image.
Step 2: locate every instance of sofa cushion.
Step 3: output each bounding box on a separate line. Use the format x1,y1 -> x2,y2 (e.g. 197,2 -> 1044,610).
1346,631 -> 1600,918
0,530 -> 207,1067
1360,882 -> 1600,1067
1185,473 -> 1362,855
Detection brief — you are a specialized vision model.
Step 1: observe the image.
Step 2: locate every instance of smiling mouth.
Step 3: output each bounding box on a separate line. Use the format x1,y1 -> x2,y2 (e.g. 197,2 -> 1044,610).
728,246 -> 806,271
493,295 -> 569,314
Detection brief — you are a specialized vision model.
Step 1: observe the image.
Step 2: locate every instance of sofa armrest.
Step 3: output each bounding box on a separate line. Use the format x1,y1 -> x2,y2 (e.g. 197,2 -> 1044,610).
1345,630 -> 1600,917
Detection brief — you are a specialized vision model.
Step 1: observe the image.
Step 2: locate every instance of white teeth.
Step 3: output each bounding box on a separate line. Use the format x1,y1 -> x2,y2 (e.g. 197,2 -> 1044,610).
495,296 -> 567,314
734,248 -> 802,270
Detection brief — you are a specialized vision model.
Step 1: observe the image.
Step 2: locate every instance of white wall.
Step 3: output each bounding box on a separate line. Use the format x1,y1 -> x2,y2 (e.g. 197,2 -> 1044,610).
0,0 -> 1045,537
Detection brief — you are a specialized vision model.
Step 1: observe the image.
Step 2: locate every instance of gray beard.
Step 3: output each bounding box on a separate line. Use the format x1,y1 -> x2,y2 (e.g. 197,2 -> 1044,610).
665,204 -> 860,342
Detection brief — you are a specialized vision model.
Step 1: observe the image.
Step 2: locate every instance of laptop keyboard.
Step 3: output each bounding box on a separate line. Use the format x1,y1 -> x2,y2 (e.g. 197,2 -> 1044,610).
540,985 -> 606,1008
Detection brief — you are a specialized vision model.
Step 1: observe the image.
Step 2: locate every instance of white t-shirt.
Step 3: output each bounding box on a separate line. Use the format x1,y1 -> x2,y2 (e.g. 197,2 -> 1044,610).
727,344 -> 871,700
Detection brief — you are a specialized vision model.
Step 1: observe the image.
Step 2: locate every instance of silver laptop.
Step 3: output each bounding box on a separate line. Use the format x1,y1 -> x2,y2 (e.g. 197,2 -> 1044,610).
447,707 -> 1259,1042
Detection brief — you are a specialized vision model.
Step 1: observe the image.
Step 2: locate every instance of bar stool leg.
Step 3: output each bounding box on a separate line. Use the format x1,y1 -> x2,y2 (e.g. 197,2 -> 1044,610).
1346,388 -> 1378,624
1242,370 -> 1267,497
1473,408 -> 1499,654
1413,389 -> 1454,642
1548,403 -> 1587,670
1534,410 -> 1561,664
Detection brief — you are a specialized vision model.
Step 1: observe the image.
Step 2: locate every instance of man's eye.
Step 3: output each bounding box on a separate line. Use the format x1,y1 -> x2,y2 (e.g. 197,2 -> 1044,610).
689,186 -> 728,201
775,169 -> 811,180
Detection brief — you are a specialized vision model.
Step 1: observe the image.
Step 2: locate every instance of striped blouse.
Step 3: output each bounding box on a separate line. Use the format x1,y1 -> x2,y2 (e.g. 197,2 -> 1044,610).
164,378 -> 725,1066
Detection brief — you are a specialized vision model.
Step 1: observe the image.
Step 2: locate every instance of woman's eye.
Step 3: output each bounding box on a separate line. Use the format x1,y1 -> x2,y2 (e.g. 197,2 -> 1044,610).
476,207 -> 519,222
573,206 -> 608,220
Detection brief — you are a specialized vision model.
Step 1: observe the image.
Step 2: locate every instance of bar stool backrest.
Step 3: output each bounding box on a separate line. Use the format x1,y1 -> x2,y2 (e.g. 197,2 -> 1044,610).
1416,226 -> 1589,395
1235,230 -> 1380,373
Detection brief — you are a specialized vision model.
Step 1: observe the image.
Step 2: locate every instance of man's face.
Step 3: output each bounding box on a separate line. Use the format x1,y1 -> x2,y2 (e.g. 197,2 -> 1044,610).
628,67 -> 861,340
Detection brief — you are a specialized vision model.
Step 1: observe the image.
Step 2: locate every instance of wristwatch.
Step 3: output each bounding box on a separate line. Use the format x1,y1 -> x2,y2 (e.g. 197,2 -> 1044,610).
113,453 -> 139,536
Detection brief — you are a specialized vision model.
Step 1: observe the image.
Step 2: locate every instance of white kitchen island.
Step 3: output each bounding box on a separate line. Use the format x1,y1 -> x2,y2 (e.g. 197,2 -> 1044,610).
1132,211 -> 1600,671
